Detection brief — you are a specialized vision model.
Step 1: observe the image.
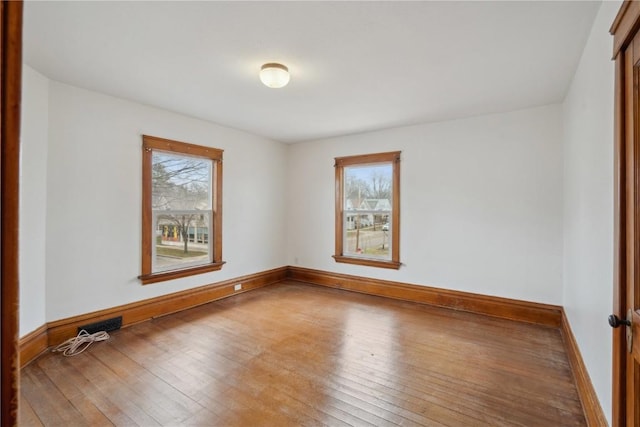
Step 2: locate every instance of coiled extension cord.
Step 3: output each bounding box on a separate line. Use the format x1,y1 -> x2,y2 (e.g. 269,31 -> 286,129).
52,329 -> 110,356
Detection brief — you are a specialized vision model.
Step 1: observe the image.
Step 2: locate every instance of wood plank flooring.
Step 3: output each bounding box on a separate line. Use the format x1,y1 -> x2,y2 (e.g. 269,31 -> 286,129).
19,281 -> 586,426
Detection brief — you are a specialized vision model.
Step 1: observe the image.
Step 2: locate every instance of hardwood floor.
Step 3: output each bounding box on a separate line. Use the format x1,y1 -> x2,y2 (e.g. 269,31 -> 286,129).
20,281 -> 586,426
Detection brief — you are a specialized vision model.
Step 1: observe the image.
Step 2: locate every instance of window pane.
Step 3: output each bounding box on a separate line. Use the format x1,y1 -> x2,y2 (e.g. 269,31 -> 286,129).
343,163 -> 393,260
343,212 -> 391,259
344,164 -> 393,209
154,211 -> 212,272
152,152 -> 212,210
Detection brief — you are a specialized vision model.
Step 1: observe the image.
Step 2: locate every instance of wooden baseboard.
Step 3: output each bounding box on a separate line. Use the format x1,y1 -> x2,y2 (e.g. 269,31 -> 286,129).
20,264 -> 605,426
288,267 -> 608,424
288,266 -> 563,327
46,266 -> 288,346
560,310 -> 608,426
17,266 -> 284,360
18,324 -> 48,368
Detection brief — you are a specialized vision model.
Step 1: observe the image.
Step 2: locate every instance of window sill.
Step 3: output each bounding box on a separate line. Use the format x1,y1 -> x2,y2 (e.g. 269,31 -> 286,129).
332,255 -> 401,270
139,261 -> 226,285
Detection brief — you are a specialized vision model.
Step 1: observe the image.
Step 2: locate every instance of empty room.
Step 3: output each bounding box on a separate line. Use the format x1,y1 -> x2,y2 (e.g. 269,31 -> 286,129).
2,0 -> 639,425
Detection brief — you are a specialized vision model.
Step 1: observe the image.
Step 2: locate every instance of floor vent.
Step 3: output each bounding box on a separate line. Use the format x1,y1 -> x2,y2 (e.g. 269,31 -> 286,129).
78,316 -> 122,335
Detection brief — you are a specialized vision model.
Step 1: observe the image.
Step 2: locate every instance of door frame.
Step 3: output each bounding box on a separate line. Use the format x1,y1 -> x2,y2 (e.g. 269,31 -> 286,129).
1,1 -> 23,426
612,2 -> 640,426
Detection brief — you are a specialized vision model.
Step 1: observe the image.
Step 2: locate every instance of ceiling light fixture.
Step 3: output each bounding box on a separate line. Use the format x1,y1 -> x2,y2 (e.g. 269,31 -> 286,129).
260,63 -> 290,88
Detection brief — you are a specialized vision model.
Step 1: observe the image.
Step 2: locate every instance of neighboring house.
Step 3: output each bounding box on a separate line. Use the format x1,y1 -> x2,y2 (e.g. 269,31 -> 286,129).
345,199 -> 363,230
345,198 -> 391,229
154,179 -> 210,244
359,199 -> 391,228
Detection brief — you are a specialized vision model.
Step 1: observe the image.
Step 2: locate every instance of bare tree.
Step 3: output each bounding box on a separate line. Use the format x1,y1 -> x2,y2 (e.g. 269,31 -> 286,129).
153,153 -> 210,254
368,170 -> 391,200
345,174 -> 370,205
344,167 -> 392,205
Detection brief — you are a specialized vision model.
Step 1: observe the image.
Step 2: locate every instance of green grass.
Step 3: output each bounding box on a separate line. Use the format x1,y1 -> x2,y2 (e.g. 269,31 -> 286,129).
156,245 -> 207,258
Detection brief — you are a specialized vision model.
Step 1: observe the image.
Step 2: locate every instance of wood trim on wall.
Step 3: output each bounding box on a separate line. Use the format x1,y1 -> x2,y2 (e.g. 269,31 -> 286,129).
1,1 -> 23,425
20,267 -> 287,367
139,135 -> 225,285
18,325 -> 47,368
288,266 -> 563,327
288,267 -> 608,423
44,267 -> 287,350
333,151 -> 401,270
613,45 -> 628,427
560,310 -> 608,427
612,1 -> 640,58
611,3 -> 640,425
20,265 -> 606,425
22,265 -> 564,365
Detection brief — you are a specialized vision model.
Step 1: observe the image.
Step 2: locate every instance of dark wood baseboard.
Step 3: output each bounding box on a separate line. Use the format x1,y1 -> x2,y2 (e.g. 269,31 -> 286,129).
19,264 -> 607,426
21,266 -> 562,366
288,266 -> 563,327
20,281 -> 587,426
560,310 -> 608,427
47,266 -> 288,346
288,267 -> 609,425
18,324 -> 47,368
19,267 -> 288,366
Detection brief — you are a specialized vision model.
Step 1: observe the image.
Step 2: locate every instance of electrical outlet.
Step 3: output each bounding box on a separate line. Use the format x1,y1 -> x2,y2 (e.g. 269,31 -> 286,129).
234,283 -> 242,291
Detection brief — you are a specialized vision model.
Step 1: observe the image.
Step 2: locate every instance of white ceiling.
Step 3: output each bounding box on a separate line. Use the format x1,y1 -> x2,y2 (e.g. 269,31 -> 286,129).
24,1 -> 601,143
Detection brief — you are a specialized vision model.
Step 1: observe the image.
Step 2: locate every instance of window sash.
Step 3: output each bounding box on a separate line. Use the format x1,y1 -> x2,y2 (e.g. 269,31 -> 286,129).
140,135 -> 224,284
151,151 -> 213,211
333,151 -> 400,270
342,210 -> 392,261
152,210 -> 213,273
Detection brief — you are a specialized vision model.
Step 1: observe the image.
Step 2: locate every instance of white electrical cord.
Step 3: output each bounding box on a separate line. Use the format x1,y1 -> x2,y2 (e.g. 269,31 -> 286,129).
52,329 -> 110,357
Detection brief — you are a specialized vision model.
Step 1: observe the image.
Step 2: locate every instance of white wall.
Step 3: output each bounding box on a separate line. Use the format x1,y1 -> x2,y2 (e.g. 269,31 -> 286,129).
562,2 -> 620,424
17,4 -> 619,419
44,81 -> 288,321
287,105 -> 564,304
20,5 -> 618,419
19,65 -> 49,336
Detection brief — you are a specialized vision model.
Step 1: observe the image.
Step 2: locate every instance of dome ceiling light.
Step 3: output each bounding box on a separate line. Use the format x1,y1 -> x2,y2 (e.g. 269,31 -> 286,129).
260,63 -> 290,88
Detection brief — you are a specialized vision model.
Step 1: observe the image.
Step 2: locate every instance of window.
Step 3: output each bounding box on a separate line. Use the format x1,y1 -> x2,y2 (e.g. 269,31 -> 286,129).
333,151 -> 401,269
140,135 -> 224,284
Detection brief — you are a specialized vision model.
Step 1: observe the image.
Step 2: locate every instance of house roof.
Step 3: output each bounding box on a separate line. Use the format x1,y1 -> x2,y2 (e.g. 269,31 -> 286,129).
360,199 -> 391,211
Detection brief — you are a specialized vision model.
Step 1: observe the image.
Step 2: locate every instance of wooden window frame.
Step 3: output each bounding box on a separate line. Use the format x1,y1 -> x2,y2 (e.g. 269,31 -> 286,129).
333,151 -> 401,269
139,135 -> 224,284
